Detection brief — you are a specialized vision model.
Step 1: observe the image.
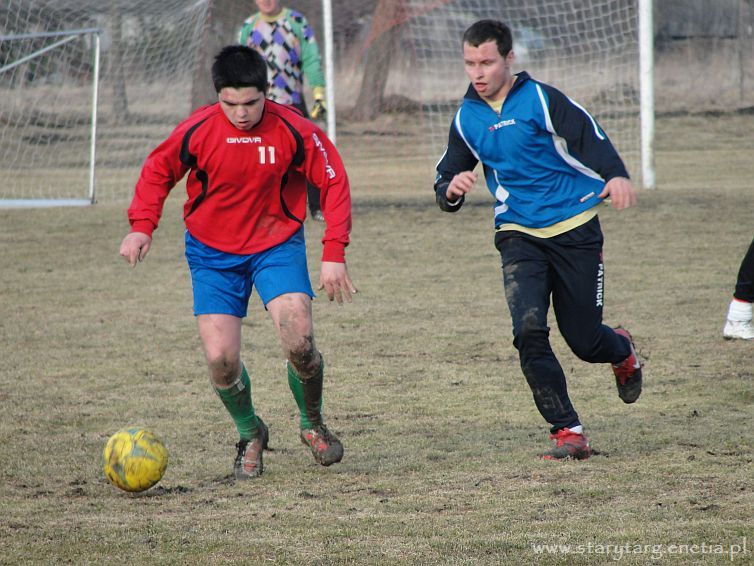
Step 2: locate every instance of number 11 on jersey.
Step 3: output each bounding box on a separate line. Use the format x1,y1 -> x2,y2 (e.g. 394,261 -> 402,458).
258,146 -> 276,164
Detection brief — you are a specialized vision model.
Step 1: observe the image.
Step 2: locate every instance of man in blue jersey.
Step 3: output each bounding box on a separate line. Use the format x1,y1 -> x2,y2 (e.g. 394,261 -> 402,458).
434,20 -> 643,460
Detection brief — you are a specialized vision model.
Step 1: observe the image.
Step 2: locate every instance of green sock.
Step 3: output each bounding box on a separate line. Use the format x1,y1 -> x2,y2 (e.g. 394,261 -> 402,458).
287,358 -> 324,429
214,364 -> 259,440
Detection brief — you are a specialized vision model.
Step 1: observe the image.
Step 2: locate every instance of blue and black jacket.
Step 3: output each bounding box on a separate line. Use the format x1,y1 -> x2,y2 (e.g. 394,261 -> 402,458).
434,71 -> 629,230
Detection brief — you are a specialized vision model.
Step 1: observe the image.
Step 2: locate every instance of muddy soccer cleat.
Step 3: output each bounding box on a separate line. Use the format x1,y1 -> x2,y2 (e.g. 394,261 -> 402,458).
612,327 -> 643,404
541,428 -> 592,460
300,424 -> 343,466
234,418 -> 269,480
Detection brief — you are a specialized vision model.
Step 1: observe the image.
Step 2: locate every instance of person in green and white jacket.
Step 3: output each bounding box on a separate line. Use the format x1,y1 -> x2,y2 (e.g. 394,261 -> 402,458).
240,0 -> 328,220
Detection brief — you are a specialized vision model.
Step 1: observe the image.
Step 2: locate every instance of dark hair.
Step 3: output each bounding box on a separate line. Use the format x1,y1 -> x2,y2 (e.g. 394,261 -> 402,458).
211,45 -> 269,92
462,20 -> 513,57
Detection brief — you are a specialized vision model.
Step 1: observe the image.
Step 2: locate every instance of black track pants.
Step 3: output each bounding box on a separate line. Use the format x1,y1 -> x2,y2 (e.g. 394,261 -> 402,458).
734,238 -> 754,302
495,216 -> 631,433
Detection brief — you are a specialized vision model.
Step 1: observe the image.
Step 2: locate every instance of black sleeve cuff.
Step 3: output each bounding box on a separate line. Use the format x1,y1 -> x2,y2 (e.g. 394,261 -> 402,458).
434,180 -> 465,212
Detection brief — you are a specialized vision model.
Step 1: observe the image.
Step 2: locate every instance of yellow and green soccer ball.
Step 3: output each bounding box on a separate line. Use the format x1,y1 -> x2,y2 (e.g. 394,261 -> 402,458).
103,428 -> 168,492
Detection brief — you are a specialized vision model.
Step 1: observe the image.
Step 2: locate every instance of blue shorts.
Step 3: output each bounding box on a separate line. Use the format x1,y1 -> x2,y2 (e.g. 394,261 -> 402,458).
185,228 -> 315,317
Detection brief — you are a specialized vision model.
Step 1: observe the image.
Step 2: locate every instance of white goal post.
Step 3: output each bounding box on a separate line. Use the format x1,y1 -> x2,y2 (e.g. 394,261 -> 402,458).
322,0 -> 337,145
639,0 -> 656,189
0,28 -> 101,207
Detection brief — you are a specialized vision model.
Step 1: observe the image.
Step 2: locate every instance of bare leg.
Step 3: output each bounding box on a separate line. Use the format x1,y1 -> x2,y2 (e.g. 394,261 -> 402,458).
197,314 -> 262,446
197,314 -> 243,386
266,293 -> 321,378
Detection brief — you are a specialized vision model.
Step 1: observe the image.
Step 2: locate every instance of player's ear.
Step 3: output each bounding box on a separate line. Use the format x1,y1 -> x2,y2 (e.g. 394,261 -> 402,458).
505,50 -> 515,66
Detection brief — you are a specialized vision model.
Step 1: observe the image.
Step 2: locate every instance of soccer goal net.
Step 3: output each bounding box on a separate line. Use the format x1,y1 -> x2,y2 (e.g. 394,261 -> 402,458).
329,0 -> 642,186
0,27 -> 101,207
0,0 -> 645,205
0,0 -> 209,206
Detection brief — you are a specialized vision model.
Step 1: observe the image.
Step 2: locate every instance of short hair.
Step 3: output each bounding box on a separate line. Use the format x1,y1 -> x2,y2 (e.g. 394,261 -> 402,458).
462,20 -> 513,57
211,45 -> 268,93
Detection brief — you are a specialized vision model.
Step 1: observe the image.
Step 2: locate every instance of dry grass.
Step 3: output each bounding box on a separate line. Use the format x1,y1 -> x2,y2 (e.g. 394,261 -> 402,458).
0,113 -> 752,565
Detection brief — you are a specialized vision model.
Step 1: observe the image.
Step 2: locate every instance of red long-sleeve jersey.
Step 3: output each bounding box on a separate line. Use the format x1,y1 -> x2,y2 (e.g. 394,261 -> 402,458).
127,100 -> 351,262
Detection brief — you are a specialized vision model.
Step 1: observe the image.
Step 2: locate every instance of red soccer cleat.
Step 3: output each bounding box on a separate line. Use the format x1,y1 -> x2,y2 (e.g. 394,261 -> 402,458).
541,428 -> 592,460
612,327 -> 643,404
300,424 -> 343,466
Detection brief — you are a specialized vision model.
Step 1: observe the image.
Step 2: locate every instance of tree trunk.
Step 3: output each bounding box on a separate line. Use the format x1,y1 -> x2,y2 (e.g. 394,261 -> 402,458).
110,1 -> 130,123
350,0 -> 406,121
191,0 -> 251,110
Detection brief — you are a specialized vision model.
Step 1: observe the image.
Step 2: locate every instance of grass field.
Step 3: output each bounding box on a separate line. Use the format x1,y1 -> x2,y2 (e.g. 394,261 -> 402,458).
0,113 -> 752,564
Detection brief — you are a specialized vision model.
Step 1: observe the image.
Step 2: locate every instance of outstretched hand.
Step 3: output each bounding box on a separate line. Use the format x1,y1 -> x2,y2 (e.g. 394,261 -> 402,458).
119,232 -> 152,267
599,177 -> 637,210
318,261 -> 358,304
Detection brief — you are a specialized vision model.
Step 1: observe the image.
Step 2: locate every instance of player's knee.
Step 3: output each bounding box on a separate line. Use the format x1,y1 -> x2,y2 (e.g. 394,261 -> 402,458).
561,325 -> 603,361
514,314 -> 549,350
569,340 -> 595,361
206,353 -> 241,387
275,294 -> 311,334
568,338 -> 602,362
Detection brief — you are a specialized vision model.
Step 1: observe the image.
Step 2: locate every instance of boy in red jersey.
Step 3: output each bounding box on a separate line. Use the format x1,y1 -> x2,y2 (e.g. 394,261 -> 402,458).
119,45 -> 356,480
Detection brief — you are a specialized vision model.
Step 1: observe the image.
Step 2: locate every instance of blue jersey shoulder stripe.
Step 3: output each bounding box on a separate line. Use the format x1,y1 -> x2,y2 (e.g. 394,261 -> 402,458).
453,107 -> 480,161
534,83 -> 603,181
